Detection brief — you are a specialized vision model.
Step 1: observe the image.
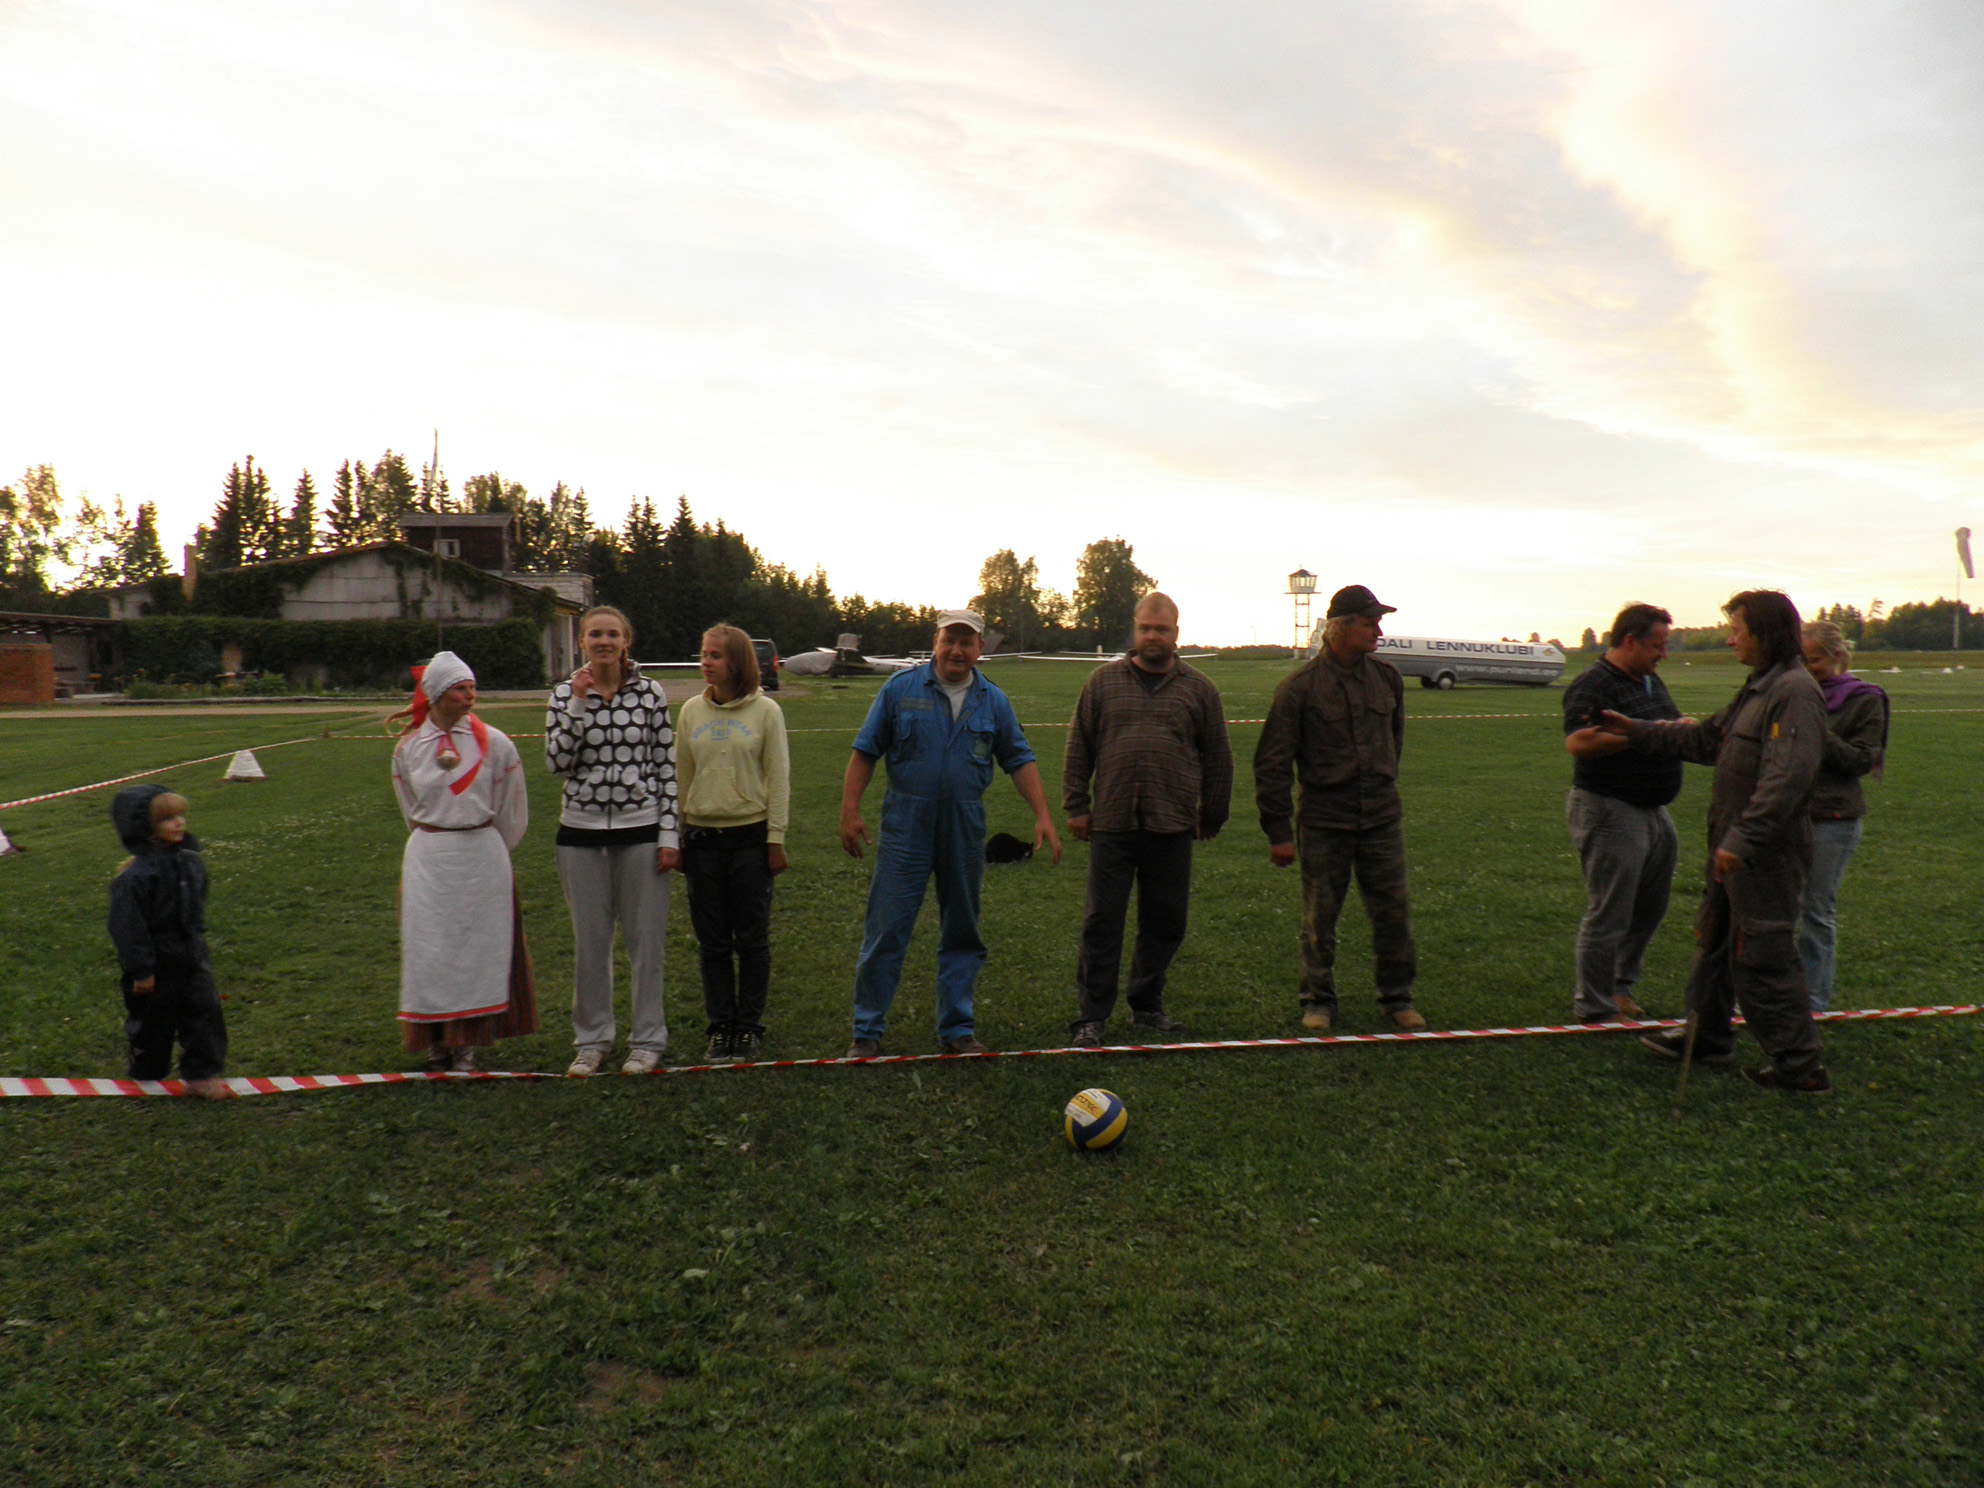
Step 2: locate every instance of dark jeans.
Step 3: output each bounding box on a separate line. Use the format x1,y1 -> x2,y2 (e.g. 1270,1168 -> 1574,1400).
1296,821 -> 1417,1012
1074,830 -> 1193,1029
121,963 -> 227,1081
682,823 -> 775,1036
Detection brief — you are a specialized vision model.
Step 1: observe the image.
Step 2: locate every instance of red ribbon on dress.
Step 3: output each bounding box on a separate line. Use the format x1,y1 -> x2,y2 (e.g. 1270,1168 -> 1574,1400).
447,714 -> 490,796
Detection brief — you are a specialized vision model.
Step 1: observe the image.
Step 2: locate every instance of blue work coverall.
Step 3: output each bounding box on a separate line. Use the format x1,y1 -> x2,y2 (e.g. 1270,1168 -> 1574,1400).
850,662 -> 1036,1043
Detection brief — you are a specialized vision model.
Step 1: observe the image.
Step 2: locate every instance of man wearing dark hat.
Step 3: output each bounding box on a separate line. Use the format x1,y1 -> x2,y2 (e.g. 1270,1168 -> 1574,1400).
1254,584 -> 1426,1033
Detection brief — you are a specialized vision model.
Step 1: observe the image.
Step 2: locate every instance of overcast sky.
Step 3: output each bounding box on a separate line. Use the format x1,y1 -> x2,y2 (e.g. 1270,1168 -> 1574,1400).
4,0 -> 1980,644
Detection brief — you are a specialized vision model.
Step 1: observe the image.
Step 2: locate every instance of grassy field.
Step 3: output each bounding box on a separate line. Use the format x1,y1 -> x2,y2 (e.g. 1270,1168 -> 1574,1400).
2,654 -> 1981,1485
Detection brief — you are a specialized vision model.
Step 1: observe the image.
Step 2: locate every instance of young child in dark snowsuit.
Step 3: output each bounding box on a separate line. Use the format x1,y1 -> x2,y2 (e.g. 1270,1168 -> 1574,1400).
107,784 -> 231,1098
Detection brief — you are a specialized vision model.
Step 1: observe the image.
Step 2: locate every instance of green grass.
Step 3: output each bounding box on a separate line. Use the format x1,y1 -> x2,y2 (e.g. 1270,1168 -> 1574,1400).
2,656 -> 1981,1484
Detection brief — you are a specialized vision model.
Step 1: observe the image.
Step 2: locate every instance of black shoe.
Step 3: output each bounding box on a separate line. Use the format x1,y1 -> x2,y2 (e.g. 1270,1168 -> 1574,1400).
1639,1027 -> 1731,1065
1744,1065 -> 1833,1095
1070,1021 -> 1104,1048
704,1032 -> 735,1064
731,1031 -> 762,1063
1130,1010 -> 1188,1035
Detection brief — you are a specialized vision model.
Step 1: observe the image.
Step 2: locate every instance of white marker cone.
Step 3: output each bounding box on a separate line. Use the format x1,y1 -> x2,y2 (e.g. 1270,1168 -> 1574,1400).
0,826 -> 20,856
223,750 -> 267,782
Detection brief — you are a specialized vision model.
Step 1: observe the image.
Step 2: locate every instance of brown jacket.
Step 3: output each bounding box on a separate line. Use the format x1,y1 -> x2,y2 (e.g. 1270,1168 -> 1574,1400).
1063,658 -> 1232,836
1628,660 -> 1825,862
1254,650 -> 1405,839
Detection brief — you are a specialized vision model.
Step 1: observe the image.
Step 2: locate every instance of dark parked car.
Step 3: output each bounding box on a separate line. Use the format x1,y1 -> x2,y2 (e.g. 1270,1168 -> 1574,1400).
753,638 -> 781,691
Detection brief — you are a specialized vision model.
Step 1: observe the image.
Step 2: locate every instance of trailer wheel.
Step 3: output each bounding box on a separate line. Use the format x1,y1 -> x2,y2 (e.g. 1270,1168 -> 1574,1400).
1433,671 -> 1457,691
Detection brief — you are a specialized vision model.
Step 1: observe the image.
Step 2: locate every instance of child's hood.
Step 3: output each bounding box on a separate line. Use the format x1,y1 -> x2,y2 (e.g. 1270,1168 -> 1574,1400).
111,784 -> 195,854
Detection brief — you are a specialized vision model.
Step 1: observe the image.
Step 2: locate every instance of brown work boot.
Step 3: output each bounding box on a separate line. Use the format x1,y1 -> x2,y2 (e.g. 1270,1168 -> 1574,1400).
1300,1006 -> 1333,1032
1613,993 -> 1648,1019
844,1039 -> 880,1059
1389,1008 -> 1427,1031
942,1035 -> 990,1056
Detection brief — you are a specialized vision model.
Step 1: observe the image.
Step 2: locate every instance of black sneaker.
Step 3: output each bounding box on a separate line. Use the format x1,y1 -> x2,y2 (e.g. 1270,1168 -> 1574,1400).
1070,1021 -> 1104,1048
731,1031 -> 762,1063
1130,1010 -> 1188,1035
704,1032 -> 735,1064
1639,1027 -> 1731,1065
1743,1065 -> 1834,1095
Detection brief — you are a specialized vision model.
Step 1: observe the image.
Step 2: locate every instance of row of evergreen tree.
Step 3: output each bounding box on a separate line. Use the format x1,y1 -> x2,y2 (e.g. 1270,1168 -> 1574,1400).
0,459 -> 1168,660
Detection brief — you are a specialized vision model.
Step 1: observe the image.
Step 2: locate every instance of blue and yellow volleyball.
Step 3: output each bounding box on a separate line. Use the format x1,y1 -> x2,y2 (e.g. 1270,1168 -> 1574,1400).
1064,1088 -> 1128,1151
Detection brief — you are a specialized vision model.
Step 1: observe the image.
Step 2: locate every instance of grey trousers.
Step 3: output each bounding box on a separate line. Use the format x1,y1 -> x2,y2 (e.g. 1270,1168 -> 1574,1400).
556,842 -> 671,1053
1566,789 -> 1678,1018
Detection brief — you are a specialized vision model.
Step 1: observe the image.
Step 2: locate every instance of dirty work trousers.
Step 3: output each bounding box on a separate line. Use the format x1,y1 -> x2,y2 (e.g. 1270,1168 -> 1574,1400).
1682,837 -> 1824,1080
1296,822 -> 1417,1014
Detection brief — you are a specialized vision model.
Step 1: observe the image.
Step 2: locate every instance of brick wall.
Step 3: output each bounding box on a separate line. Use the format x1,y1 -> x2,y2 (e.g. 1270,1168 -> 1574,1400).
0,645 -> 56,706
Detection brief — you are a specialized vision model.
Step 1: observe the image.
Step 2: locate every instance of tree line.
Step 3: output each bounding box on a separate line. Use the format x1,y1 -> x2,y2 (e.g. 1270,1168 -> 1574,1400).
1573,598 -> 1981,654
0,459 -> 1165,662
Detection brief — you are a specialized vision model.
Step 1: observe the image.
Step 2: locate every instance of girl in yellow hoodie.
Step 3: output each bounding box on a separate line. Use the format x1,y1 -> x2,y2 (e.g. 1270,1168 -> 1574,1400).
677,624 -> 791,1062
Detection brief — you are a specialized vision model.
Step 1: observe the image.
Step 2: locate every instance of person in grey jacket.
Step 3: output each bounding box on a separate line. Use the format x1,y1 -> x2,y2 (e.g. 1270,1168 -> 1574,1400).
1601,590 -> 1831,1093
1795,619 -> 1889,1010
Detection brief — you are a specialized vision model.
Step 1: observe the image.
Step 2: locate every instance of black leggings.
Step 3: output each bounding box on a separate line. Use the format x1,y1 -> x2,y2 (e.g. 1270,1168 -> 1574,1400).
682,823 -> 775,1036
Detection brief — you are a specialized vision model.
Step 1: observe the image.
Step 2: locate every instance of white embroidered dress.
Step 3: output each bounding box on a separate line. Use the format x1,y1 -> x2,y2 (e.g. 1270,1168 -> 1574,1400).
392,716 -> 529,1024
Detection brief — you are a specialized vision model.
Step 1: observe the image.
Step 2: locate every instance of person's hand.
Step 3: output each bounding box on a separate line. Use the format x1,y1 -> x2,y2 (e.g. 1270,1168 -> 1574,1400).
1712,848 -> 1743,881
132,976 -> 155,995
1067,814 -> 1091,842
657,846 -> 681,874
1034,817 -> 1063,865
1566,725 -> 1630,759
1269,841 -> 1296,868
1596,709 -> 1634,736
768,844 -> 789,876
839,811 -> 869,858
570,664 -> 595,700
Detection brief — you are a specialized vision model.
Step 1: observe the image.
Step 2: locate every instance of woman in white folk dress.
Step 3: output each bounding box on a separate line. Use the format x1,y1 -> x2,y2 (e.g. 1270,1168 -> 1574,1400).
390,650 -> 537,1072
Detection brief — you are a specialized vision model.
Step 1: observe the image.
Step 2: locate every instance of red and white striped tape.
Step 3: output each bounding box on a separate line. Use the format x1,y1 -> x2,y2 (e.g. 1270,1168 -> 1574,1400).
0,737 -> 319,812
5,1004 -> 1974,1098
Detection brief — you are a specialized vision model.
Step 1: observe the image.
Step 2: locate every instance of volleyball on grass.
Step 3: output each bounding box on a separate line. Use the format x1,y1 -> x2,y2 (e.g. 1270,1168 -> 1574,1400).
1064,1088 -> 1127,1151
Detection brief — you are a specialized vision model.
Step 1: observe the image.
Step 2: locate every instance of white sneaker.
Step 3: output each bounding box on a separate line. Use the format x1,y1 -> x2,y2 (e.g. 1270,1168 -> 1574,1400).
621,1048 -> 662,1075
450,1047 -> 477,1073
566,1048 -> 605,1078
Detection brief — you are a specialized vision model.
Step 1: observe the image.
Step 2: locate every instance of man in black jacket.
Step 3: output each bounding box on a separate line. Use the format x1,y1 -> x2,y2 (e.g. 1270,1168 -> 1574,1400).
1561,603 -> 1684,1022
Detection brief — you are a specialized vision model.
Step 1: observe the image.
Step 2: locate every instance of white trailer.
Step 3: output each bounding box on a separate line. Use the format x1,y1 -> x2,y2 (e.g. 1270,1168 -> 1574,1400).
1307,629 -> 1566,688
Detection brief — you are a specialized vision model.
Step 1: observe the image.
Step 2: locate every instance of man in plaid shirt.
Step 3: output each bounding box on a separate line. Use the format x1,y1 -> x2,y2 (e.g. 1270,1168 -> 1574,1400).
1064,593 -> 1233,1046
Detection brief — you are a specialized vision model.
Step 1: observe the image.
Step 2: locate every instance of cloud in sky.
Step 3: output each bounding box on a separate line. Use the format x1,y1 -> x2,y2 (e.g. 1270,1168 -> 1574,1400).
2,0 -> 1980,642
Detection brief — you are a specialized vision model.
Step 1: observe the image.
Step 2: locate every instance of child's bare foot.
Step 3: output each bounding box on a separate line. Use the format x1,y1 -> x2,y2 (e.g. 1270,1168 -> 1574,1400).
185,1078 -> 235,1101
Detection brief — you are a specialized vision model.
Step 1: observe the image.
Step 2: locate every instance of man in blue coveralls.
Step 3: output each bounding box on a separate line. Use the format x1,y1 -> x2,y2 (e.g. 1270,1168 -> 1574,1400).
839,610 -> 1062,1057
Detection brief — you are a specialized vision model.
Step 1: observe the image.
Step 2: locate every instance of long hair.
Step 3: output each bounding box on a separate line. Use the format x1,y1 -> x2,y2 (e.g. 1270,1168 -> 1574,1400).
703,623 -> 759,701
579,605 -> 637,672
1725,590 -> 1802,669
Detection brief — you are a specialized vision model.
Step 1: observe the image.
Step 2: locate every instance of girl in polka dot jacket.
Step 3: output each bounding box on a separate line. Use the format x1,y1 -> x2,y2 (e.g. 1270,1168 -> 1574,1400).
545,605 -> 681,1076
